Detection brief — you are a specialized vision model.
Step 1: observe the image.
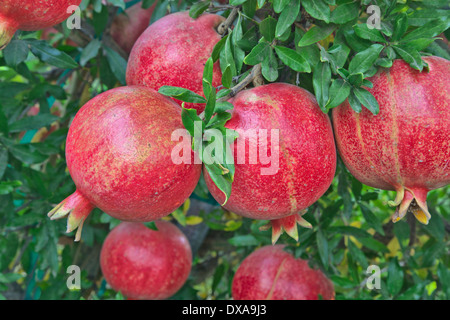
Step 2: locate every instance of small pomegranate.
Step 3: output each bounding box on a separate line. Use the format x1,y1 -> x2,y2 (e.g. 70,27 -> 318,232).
100,221 -> 192,300
332,56 -> 450,225
0,0 -> 81,50
48,86 -> 202,241
110,0 -> 156,54
204,83 -> 337,243
232,245 -> 335,300
126,11 -> 225,113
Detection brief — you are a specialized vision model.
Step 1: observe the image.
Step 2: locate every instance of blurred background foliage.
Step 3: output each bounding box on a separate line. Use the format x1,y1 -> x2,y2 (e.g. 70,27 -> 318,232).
0,0 -> 449,300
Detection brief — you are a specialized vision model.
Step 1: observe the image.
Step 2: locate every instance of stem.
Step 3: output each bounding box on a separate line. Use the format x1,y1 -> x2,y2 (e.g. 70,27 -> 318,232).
217,64 -> 263,102
217,7 -> 239,36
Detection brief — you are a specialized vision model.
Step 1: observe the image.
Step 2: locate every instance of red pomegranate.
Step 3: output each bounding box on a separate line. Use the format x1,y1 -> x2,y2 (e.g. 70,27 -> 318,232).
204,83 -> 337,243
126,11 -> 225,113
48,86 -> 202,241
100,221 -> 192,300
332,56 -> 450,225
0,0 -> 81,50
110,0 -> 156,54
232,245 -> 335,300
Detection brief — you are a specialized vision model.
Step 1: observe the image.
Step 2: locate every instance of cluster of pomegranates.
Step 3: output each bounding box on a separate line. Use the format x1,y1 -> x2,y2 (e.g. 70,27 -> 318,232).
1,0 -> 448,301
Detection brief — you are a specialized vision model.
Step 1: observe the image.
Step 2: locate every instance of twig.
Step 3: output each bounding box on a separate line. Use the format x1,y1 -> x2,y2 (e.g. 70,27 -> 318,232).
217,7 -> 239,36
217,64 -> 262,102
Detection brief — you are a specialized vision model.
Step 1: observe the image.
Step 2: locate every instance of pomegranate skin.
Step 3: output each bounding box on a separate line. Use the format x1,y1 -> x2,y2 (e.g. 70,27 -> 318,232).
100,221 -> 192,300
232,245 -> 335,300
332,56 -> 450,224
0,0 -> 81,49
110,1 -> 156,54
126,11 -> 224,113
48,86 -> 201,240
204,83 -> 336,243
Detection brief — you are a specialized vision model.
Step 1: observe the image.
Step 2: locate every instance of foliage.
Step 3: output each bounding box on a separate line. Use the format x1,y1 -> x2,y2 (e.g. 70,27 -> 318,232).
0,0 -> 449,300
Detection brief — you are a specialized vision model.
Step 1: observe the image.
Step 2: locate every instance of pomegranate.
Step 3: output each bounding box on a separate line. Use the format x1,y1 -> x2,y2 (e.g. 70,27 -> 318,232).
110,0 -> 156,54
332,56 -> 450,225
0,0 -> 81,50
100,221 -> 192,300
48,86 -> 202,241
126,11 -> 225,113
232,245 -> 335,300
204,83 -> 337,243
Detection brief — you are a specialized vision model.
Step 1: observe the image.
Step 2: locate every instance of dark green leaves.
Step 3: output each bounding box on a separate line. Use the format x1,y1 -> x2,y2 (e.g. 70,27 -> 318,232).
3,40 -> 29,67
298,24 -> 336,47
274,46 -> 311,73
104,46 -> 127,85
158,86 -> 207,103
301,0 -> 331,24
275,0 -> 300,38
189,0 -> 211,19
348,44 -> 384,74
26,39 -> 78,69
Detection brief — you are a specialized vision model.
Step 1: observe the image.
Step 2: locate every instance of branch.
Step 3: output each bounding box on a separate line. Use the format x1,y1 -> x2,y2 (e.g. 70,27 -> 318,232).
217,7 -> 239,36
217,64 -> 262,102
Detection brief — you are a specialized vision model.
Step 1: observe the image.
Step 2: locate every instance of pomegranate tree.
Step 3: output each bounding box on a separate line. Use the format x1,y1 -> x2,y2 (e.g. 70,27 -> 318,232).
100,221 -> 192,300
48,86 -> 202,241
0,0 -> 81,50
332,56 -> 450,225
204,83 -> 337,243
110,0 -> 156,54
126,11 -> 225,113
232,245 -> 335,300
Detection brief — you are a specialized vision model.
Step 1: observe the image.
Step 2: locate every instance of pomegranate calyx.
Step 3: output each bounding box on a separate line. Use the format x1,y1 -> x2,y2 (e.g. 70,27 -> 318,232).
391,188 -> 431,225
260,210 -> 311,244
48,190 -> 95,241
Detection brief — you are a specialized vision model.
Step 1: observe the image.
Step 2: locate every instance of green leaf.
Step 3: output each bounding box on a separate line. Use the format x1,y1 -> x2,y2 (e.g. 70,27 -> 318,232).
352,87 -> 379,114
244,41 -> 271,65
347,239 -> 368,268
298,24 -> 336,47
274,45 -> 311,73
9,144 -> 48,164
211,35 -> 228,62
272,0 -> 290,13
104,46 -> 127,85
392,45 -> 424,71
329,226 -> 372,239
301,0 -> 331,23
330,2 -> 359,24
294,28 -> 320,69
275,0 -> 300,38
387,257 -> 404,297
259,16 -> 277,42
181,108 -> 204,138
3,40 -> 29,67
26,39 -> 78,69
204,163 -> 232,205
230,0 -> 248,5
348,44 -> 384,74
261,47 -> 279,82
213,101 -> 234,114
203,57 -> 214,98
316,229 -> 329,268
158,86 -> 207,103
408,9 -> 450,27
220,32 -> 237,77
221,65 -> 233,89
8,114 -> 59,133
353,23 -> 387,43
0,148 -> 7,180
392,13 -> 408,41
203,86 -> 216,124
325,79 -> 351,109
359,203 -> 384,235
347,72 -> 364,87
401,19 -> 450,42
189,0 -> 211,19
232,15 -> 245,74
313,62 -> 331,110
80,39 -> 101,67
228,234 -> 259,246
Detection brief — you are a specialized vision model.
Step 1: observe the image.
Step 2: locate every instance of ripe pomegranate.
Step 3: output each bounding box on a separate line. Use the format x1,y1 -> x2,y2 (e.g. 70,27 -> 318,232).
48,86 -> 202,241
100,221 -> 192,300
232,245 -> 335,300
0,0 -> 81,50
126,11 -> 225,113
204,83 -> 337,243
110,0 -> 156,54
332,56 -> 450,225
